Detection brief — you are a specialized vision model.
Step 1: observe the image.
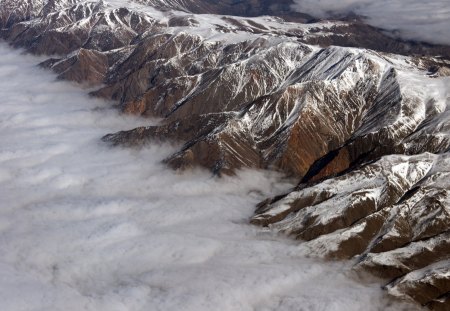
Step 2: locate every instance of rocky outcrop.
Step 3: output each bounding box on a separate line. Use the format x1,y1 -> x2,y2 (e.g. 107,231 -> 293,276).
252,153 -> 450,308
1,0 -> 449,308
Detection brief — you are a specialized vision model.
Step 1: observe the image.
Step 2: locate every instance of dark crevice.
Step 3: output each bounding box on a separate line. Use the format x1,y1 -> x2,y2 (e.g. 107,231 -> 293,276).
300,148 -> 341,183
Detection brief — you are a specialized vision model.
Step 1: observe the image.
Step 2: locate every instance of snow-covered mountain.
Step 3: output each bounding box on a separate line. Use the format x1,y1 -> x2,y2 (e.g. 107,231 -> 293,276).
1,0 -> 449,309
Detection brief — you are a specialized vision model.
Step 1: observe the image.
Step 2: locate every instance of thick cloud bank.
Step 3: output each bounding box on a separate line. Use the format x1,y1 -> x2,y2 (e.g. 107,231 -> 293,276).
293,0 -> 450,45
0,43 -> 419,311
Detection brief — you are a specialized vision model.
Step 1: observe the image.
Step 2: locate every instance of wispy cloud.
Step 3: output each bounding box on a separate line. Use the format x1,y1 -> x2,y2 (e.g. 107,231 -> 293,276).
292,0 -> 450,45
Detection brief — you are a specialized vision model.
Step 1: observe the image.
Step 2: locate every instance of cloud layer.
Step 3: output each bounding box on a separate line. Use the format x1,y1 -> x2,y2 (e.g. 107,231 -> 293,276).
0,42 -> 420,311
292,0 -> 450,45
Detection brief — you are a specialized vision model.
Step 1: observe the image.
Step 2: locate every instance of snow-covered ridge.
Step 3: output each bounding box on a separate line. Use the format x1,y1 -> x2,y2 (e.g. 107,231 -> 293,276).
1,0 -> 345,44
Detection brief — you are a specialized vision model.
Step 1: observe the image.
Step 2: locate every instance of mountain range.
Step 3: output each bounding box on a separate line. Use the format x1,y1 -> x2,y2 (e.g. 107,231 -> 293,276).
1,0 -> 449,309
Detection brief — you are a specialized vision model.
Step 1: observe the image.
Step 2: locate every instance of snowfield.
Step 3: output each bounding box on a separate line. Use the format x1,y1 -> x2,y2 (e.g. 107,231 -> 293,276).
0,43 -> 419,311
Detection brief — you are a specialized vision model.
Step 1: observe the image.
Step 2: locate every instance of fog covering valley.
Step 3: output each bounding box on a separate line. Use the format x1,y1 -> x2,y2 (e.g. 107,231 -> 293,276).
0,42 -> 424,310
293,0 -> 450,45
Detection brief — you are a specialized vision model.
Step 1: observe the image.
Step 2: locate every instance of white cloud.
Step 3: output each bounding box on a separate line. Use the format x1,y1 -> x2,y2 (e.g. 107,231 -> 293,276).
292,0 -> 450,45
0,42 -> 420,311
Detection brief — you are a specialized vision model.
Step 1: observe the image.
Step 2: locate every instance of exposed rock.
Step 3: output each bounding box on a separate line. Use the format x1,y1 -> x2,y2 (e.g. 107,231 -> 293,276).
41,48 -> 108,84
254,153 -> 450,308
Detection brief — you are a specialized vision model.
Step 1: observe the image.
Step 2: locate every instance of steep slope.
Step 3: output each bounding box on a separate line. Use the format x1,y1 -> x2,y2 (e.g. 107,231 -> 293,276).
1,0 -> 449,309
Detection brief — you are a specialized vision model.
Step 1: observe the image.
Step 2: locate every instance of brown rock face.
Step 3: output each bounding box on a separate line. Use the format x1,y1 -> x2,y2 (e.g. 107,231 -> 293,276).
1,0 -> 450,308
41,48 -> 109,84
